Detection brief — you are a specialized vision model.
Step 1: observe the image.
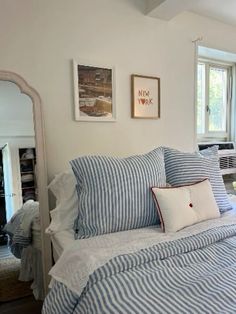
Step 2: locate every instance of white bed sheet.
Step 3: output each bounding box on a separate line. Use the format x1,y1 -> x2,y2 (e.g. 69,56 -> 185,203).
51,230 -> 75,262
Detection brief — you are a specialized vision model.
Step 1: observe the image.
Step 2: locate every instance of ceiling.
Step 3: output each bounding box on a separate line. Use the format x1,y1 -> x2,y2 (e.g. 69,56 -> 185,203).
146,0 -> 236,26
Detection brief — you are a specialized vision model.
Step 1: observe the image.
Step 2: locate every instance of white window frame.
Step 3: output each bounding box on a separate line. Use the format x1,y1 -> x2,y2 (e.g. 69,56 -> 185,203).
197,58 -> 232,142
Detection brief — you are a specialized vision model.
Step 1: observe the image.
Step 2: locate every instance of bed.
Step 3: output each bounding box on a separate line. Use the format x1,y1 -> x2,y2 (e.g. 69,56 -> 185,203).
3,200 -> 44,299
43,146 -> 236,313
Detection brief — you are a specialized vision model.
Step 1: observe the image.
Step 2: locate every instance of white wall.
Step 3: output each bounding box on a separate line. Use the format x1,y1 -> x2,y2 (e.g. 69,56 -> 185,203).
0,81 -> 34,137
1,0 -> 236,179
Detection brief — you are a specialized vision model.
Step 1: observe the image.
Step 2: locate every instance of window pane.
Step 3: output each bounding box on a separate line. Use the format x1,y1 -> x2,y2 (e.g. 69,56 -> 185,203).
208,66 -> 227,132
197,63 -> 205,134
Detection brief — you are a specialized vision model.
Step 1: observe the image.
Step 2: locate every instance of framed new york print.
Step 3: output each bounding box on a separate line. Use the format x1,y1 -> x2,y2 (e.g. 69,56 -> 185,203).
131,74 -> 160,119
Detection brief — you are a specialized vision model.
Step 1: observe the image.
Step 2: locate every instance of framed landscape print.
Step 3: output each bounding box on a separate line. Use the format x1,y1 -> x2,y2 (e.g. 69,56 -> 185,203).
73,60 -> 116,122
131,74 -> 160,119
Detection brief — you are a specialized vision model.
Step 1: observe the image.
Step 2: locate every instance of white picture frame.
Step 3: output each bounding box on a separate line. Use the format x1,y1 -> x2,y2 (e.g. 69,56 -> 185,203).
73,59 -> 116,122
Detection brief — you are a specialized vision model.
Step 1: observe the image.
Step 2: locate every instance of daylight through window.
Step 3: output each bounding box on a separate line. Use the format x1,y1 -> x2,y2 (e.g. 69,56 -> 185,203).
197,60 -> 232,141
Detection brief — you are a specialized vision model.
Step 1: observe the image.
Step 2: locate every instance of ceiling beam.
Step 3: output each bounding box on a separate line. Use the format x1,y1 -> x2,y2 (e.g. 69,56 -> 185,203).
145,0 -> 167,15
146,0 -> 189,20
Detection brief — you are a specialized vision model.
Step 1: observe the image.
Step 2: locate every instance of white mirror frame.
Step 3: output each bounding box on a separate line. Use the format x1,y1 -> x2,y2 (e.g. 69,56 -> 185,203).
0,70 -> 52,296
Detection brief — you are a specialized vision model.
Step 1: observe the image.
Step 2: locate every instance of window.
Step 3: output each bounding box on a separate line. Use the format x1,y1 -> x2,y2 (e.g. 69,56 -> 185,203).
197,60 -> 232,141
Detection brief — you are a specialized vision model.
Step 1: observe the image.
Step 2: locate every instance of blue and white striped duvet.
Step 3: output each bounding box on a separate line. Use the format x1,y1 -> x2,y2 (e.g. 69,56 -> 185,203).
43,224 -> 236,314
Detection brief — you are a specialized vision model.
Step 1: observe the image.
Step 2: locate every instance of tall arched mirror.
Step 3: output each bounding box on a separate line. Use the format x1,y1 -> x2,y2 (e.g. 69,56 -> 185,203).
0,71 -> 51,301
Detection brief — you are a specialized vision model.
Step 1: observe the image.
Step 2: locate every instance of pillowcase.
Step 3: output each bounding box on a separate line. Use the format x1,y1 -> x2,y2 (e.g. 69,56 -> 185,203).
70,147 -> 166,238
163,146 -> 232,213
46,170 -> 78,234
151,179 -> 220,232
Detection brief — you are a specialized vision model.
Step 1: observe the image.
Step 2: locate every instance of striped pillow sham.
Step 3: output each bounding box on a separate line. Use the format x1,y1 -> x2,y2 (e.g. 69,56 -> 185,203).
163,146 -> 232,213
70,148 -> 166,238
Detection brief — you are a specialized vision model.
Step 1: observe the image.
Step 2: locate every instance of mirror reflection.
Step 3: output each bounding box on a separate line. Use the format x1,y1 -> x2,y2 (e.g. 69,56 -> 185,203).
0,81 -> 43,302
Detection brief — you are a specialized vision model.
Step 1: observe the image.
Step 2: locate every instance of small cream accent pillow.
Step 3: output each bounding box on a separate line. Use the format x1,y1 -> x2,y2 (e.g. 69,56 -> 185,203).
151,179 -> 220,232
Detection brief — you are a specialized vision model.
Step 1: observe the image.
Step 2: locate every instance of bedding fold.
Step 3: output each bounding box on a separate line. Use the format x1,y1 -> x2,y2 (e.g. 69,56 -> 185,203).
44,210 -> 236,313
3,200 -> 40,257
43,224 -> 236,314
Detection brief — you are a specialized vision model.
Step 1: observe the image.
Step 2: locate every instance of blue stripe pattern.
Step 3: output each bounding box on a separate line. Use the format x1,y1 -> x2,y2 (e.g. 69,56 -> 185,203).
163,146 -> 232,213
70,148 -> 166,238
43,224 -> 236,314
4,218 -> 32,258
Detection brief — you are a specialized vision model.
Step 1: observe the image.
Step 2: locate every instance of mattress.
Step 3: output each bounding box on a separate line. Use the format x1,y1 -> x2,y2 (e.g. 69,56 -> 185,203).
51,230 -> 75,262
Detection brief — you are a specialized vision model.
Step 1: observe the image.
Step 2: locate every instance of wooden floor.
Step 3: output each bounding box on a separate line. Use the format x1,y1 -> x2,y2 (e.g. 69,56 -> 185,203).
0,245 -> 43,313
0,295 -> 43,314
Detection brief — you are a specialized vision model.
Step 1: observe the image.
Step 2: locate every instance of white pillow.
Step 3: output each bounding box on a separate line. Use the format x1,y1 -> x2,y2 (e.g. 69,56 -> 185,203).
46,170 -> 78,234
151,179 -> 220,232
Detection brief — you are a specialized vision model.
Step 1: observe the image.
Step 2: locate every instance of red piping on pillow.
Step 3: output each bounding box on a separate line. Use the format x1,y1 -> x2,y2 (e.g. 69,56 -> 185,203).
151,189 -> 165,232
154,178 -> 209,190
151,179 -> 209,232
